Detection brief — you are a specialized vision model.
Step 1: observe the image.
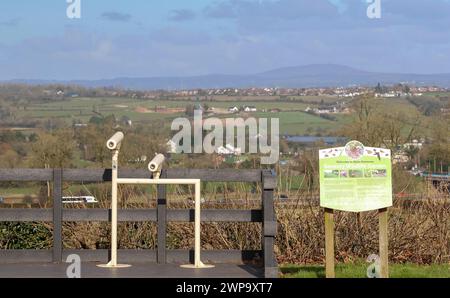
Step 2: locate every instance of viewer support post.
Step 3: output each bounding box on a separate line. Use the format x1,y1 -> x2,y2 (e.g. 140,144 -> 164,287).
99,132 -> 214,269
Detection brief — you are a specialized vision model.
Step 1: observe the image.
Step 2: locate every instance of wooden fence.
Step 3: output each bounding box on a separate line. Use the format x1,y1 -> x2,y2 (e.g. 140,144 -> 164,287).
0,168 -> 278,277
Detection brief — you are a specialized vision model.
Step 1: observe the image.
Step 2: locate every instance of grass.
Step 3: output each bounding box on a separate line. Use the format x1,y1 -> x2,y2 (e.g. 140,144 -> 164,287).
14,96 -> 348,135
23,97 -> 311,112
15,96 -> 314,125
13,95 -> 436,137
281,262 -> 450,278
256,111 -> 351,135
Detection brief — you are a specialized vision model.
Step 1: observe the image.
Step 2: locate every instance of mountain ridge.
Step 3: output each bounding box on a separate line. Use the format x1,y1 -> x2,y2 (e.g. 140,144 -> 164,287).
6,64 -> 450,90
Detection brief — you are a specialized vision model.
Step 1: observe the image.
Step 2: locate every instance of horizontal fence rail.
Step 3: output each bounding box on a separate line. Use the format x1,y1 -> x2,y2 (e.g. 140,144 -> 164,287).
0,209 -> 263,222
0,249 -> 263,264
0,168 -> 277,278
0,169 -> 263,183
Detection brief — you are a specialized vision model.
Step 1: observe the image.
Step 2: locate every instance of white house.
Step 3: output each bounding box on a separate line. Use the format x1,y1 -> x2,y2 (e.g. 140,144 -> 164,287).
314,107 -> 337,114
243,106 -> 257,112
228,106 -> 239,113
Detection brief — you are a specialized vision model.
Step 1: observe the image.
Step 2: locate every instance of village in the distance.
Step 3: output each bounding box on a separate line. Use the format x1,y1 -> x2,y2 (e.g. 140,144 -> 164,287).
1,80 -> 449,207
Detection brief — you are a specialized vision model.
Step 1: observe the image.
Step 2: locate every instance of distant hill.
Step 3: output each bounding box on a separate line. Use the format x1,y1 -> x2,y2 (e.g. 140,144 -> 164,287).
7,64 -> 450,90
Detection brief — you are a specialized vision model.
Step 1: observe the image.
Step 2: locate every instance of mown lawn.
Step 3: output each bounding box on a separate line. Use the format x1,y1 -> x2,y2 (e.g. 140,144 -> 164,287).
281,262 -> 450,278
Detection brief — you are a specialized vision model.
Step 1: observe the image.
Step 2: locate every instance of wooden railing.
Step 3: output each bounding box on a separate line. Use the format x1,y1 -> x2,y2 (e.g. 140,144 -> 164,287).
0,168 -> 278,277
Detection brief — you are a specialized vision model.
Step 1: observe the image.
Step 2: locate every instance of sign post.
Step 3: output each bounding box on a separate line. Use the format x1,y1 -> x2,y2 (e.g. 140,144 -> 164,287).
319,141 -> 392,278
324,208 -> 335,278
378,208 -> 389,278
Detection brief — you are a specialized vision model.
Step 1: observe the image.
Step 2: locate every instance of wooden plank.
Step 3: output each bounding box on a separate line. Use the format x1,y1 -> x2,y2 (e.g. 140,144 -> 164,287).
63,169 -> 151,182
0,209 -> 52,221
62,209 -> 157,222
0,209 -> 262,223
63,168 -> 261,182
63,209 -> 109,221
167,169 -> 261,182
63,169 -> 111,182
167,209 -> 262,222
52,169 -> 63,263
379,208 -> 389,278
0,168 -> 261,182
157,170 -> 167,264
325,208 -> 335,278
0,169 -> 53,181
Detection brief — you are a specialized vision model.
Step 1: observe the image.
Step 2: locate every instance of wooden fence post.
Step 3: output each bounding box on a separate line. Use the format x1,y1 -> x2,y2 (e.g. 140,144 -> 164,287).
262,170 -> 277,278
325,208 -> 335,278
378,208 -> 389,278
52,168 -> 62,263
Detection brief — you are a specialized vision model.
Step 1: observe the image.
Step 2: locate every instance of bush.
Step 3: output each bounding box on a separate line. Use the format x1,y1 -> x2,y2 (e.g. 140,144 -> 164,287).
0,222 -> 52,249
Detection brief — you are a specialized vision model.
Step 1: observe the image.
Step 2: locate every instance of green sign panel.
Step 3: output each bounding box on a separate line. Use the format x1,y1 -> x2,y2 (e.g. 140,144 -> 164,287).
319,141 -> 393,212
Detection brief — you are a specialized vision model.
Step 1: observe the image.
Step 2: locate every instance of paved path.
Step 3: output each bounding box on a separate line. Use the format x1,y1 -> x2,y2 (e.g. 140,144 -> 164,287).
0,262 -> 263,278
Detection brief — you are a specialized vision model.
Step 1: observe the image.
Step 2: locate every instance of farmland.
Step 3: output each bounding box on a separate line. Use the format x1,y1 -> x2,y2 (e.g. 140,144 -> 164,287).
8,94 -> 443,137
10,96 -> 345,135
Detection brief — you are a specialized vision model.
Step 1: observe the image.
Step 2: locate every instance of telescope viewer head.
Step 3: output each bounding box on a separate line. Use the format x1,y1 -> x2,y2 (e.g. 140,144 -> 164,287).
148,154 -> 165,173
106,132 -> 124,150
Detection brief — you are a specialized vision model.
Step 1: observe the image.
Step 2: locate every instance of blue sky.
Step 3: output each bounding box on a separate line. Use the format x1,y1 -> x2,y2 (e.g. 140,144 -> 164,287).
1,0 -> 450,80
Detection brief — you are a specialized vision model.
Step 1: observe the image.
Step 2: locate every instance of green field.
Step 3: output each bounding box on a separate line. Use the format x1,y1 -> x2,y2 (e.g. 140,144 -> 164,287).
21,97 -> 311,113
11,95 -> 439,137
17,97 -> 185,123
12,96 -> 346,135
281,262 -> 450,278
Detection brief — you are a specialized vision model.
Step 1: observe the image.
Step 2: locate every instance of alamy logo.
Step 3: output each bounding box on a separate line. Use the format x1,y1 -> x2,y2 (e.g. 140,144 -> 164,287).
66,0 -> 81,19
366,254 -> 381,278
66,254 -> 81,278
171,111 -> 279,164
367,0 -> 381,19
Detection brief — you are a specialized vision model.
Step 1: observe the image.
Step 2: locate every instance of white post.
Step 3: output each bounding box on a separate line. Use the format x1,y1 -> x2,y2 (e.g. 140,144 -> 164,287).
194,181 -> 201,267
180,180 -> 213,269
98,132 -> 131,268
110,149 -> 118,266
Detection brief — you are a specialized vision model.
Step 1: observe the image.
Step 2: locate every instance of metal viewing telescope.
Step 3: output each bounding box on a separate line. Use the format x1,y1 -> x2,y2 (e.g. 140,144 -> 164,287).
98,132 -> 214,269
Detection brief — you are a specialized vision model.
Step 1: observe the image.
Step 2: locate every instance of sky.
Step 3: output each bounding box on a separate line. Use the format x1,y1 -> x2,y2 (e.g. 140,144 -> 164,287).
1,0 -> 450,80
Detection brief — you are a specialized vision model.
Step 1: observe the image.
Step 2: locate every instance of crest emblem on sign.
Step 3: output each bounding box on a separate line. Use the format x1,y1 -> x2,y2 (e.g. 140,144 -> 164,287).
345,140 -> 365,160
